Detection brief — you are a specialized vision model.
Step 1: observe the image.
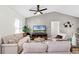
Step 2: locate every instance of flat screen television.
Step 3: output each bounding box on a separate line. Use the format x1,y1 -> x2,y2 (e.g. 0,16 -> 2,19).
33,25 -> 46,33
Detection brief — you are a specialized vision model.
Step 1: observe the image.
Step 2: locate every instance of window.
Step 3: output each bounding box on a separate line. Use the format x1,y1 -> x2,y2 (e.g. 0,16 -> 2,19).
15,18 -> 21,33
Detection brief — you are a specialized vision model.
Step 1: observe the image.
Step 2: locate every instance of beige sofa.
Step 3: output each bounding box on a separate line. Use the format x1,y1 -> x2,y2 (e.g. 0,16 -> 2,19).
0,33 -> 24,54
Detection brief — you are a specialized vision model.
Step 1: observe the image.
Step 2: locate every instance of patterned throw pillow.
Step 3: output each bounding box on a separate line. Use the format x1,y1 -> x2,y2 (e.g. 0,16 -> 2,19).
34,37 -> 45,42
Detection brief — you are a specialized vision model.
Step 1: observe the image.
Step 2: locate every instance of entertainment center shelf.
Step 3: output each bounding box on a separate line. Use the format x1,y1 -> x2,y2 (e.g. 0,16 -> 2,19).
32,33 -> 47,40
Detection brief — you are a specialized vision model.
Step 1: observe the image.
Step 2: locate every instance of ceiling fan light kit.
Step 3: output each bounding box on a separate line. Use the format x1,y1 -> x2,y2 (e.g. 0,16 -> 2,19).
29,5 -> 47,15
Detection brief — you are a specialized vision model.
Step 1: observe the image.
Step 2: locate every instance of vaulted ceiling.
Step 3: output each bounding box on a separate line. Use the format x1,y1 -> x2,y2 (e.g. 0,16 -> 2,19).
8,5 -> 79,18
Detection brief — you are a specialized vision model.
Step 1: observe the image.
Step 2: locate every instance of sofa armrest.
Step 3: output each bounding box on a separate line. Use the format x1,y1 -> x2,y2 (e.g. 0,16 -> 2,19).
2,44 -> 18,54
0,37 -> 2,44
2,44 -> 17,46
0,37 -> 1,54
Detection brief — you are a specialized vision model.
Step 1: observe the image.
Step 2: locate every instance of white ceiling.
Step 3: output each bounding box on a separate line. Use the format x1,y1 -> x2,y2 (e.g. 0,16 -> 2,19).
8,5 -> 79,18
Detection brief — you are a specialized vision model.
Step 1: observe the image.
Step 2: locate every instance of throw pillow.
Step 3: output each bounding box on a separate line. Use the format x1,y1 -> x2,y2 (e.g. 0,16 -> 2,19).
18,35 -> 31,53
58,33 -> 66,39
18,35 -> 31,46
34,37 -> 45,42
55,35 -> 62,39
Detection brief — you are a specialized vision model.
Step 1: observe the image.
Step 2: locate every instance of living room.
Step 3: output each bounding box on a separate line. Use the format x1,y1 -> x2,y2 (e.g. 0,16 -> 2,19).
0,5 -> 79,54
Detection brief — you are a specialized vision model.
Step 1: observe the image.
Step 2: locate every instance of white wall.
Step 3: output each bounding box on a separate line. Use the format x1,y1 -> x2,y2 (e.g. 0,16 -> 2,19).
26,12 -> 79,37
0,6 -> 25,37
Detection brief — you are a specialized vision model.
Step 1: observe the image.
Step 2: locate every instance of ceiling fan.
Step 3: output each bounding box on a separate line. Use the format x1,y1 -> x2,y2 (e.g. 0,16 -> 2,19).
29,5 -> 47,14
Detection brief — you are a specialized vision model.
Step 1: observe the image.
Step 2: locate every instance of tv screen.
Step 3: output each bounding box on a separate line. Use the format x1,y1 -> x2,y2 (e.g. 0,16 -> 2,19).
33,25 -> 46,33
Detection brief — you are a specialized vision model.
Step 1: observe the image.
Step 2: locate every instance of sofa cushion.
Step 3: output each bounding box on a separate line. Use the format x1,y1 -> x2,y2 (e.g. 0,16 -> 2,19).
2,33 -> 23,44
47,41 -> 71,52
22,43 -> 47,53
14,33 -> 23,43
8,39 -> 16,44
18,35 -> 30,46
2,44 -> 17,54
18,35 -> 31,53
2,34 -> 15,44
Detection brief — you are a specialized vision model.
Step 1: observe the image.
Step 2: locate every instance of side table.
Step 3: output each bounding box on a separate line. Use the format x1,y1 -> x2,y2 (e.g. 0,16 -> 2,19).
72,46 -> 79,54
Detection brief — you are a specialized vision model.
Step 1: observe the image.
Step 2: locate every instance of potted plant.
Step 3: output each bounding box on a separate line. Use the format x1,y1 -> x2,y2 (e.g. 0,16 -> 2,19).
22,25 -> 31,36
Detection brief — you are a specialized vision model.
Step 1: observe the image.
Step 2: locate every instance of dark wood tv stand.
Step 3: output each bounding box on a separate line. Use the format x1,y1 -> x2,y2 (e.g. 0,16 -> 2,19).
32,32 -> 47,40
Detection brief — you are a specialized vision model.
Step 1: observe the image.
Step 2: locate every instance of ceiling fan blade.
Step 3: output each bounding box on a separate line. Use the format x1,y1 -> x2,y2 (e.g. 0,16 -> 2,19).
34,12 -> 37,14
37,5 -> 40,11
39,11 -> 43,14
40,8 -> 47,11
29,10 -> 36,11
